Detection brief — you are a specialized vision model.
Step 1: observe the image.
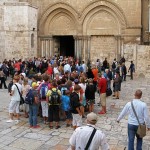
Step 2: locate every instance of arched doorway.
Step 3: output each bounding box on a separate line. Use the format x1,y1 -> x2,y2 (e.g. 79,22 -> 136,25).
53,36 -> 74,57
38,3 -> 78,58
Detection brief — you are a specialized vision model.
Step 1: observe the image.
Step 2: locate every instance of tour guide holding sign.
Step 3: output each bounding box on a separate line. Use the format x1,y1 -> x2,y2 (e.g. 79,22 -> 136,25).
117,90 -> 150,150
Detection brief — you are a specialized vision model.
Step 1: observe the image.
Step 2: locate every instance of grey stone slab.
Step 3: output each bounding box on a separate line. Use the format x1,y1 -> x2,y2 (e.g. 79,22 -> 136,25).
0,128 -> 13,135
59,133 -> 72,138
51,131 -> 60,136
36,144 -> 51,150
45,139 -> 60,146
9,138 -> 44,150
24,133 -> 52,141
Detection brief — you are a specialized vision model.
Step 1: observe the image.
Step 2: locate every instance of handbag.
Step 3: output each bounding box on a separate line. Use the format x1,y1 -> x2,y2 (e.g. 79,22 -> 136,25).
15,84 -> 25,105
106,88 -> 112,97
131,101 -> 146,138
85,126 -> 97,150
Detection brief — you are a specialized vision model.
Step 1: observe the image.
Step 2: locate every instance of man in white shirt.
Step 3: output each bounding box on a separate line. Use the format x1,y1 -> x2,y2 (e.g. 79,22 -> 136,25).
64,62 -> 71,73
117,90 -> 150,150
69,112 -> 109,150
82,61 -> 87,73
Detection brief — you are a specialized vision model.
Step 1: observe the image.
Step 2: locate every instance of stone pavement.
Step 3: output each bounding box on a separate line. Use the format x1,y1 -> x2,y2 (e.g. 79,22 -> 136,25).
0,77 -> 150,150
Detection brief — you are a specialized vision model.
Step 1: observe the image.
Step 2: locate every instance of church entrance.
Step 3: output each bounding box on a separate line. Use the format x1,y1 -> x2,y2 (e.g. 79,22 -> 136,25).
54,36 -> 74,57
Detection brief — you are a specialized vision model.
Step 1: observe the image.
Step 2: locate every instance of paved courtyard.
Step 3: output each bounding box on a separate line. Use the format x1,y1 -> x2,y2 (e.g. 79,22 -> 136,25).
0,77 -> 150,150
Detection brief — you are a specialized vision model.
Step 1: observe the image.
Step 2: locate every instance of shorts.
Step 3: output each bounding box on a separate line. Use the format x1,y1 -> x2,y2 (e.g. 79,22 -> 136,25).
41,101 -> 48,117
9,100 -> 20,114
87,99 -> 95,105
48,105 -> 59,122
100,93 -> 106,107
65,111 -> 72,120
72,113 -> 82,127
24,103 -> 29,112
81,96 -> 86,106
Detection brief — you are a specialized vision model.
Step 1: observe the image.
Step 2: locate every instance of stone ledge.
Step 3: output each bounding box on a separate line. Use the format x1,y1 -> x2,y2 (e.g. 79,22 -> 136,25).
3,2 -> 38,9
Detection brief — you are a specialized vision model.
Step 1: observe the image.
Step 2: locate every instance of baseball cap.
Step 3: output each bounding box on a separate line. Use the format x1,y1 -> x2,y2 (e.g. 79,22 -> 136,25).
20,73 -> 26,78
74,79 -> 79,83
87,112 -> 98,123
32,82 -> 39,88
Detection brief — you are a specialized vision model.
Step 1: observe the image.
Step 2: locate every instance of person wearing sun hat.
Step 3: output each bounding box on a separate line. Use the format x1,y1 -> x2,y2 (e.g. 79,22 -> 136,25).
6,75 -> 22,123
28,82 -> 40,128
69,112 -> 109,150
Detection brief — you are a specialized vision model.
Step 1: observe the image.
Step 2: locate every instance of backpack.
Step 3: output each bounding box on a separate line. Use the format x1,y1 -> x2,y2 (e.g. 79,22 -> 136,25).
61,86 -> 67,95
25,89 -> 34,105
112,62 -> 116,69
40,83 -> 48,99
49,89 -> 60,105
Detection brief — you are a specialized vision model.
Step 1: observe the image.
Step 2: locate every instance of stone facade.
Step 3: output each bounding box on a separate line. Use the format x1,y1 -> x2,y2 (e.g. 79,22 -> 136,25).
0,0 -> 150,77
0,1 -> 37,61
37,0 -> 141,62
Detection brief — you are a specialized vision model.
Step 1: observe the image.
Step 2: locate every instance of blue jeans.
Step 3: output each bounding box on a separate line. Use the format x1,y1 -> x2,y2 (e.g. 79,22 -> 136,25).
29,104 -> 38,126
128,124 -> 143,150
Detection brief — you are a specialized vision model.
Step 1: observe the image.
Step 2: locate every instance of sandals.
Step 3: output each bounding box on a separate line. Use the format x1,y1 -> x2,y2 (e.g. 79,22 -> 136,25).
55,126 -> 60,129
49,126 -> 53,129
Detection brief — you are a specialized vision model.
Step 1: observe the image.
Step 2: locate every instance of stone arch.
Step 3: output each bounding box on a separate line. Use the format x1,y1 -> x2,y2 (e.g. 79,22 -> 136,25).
81,0 -> 127,35
38,3 -> 79,35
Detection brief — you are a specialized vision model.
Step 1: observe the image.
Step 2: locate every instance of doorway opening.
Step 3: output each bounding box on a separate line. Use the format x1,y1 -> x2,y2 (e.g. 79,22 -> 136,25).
55,36 -> 74,57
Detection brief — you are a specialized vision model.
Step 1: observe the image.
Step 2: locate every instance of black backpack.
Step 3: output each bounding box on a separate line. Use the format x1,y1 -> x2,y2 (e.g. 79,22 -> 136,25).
112,62 -> 116,69
49,89 -> 60,105
25,89 -> 34,105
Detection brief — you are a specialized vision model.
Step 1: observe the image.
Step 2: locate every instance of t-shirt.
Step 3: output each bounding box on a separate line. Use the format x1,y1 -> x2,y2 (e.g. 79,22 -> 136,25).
22,84 -> 31,97
70,92 -> 81,114
92,68 -> 98,81
98,78 -> 107,94
61,95 -> 70,111
32,89 -> 39,105
11,83 -> 22,101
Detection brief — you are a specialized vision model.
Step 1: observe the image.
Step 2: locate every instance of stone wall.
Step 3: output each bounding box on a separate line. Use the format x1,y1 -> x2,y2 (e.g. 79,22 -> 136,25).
124,44 -> 150,78
0,2 -> 37,61
90,36 -> 117,63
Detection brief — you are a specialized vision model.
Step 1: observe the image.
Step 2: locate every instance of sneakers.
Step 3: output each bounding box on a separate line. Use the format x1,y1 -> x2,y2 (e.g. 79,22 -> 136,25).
6,119 -> 13,123
32,125 -> 40,128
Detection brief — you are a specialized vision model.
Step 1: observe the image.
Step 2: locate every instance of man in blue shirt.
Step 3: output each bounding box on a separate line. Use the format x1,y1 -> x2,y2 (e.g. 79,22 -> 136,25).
117,90 -> 150,150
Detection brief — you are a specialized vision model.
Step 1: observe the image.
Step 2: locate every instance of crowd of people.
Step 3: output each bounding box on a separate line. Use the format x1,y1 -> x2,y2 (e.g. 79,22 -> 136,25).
0,56 -> 128,126
1,55 -> 147,150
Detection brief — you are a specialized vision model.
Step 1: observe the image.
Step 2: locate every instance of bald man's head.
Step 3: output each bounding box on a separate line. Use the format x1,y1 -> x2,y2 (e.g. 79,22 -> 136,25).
135,90 -> 142,99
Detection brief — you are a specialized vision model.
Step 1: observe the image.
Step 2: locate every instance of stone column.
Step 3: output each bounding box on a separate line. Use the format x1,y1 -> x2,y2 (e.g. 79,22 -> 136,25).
87,36 -> 91,61
82,36 -> 90,62
74,36 -> 84,61
45,40 -> 48,58
74,36 -> 78,60
121,37 -> 124,57
115,35 -> 121,60
41,39 -> 44,57
49,36 -> 53,57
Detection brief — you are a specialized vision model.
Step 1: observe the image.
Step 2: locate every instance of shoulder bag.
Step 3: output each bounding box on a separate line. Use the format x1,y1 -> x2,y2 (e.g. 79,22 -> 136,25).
15,84 -> 25,105
85,126 -> 97,150
131,101 -> 146,138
